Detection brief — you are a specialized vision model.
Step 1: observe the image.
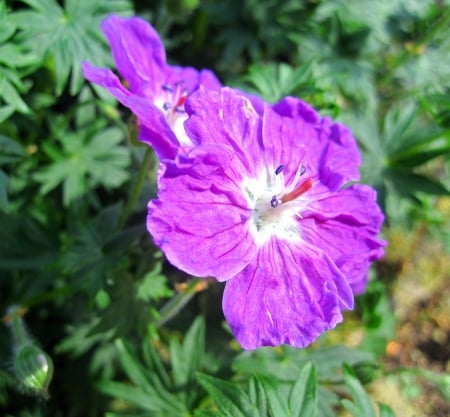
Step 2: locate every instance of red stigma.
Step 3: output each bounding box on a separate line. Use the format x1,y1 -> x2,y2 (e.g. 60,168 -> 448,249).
281,178 -> 313,203
176,95 -> 187,107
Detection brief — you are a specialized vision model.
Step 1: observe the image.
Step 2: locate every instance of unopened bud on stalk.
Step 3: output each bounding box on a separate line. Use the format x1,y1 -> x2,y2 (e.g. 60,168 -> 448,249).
13,344 -> 54,398
3,305 -> 54,398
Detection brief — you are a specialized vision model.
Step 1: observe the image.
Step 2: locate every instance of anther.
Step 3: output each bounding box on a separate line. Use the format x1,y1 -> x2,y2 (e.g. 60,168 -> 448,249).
299,165 -> 306,176
162,84 -> 173,92
163,102 -> 172,111
275,165 -> 285,175
270,196 -> 279,208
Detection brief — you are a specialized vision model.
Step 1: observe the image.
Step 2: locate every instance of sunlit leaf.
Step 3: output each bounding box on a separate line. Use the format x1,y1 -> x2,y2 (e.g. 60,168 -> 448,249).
34,125 -> 130,206
13,0 -> 133,95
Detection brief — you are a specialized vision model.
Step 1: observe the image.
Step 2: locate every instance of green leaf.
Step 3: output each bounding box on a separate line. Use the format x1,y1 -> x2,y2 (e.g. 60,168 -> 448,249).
248,376 -> 267,416
378,402 -> 396,417
257,376 -> 290,417
14,0 -> 133,95
0,134 -> 27,165
136,263 -> 173,302
115,339 -> 153,390
0,2 -> 37,117
389,170 -> 450,200
341,364 -> 377,417
0,169 -> 8,212
242,61 -> 317,103
34,125 -> 130,206
94,380 -> 172,413
196,373 -> 259,417
169,317 -> 205,406
288,362 -> 317,417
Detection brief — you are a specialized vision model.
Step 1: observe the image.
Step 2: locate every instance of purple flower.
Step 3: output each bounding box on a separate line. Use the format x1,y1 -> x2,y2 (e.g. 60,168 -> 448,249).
82,15 -> 221,160
147,87 -> 386,349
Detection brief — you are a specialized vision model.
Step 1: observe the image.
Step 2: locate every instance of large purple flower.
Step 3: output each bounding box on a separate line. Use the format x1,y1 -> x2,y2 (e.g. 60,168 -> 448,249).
147,87 -> 385,349
82,15 -> 221,160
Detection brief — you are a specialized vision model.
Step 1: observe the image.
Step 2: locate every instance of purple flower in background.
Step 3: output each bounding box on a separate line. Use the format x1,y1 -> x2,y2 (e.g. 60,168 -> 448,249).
82,15 -> 221,160
147,87 -> 386,349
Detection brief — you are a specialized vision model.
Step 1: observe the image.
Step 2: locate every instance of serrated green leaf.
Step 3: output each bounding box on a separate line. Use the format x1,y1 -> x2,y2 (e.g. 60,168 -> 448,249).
257,376 -> 290,417
0,134 -> 27,162
382,104 -> 417,154
242,61 -> 316,103
288,362 -> 317,417
94,380 -> 173,413
0,169 -> 8,211
0,76 -> 29,113
170,317 -> 205,406
14,0 -> 133,95
388,133 -> 450,168
114,339 -> 153,390
196,373 -> 259,417
34,125 -> 130,206
136,268 -> 173,302
378,402 -> 396,417
341,364 -> 377,417
0,104 -> 15,124
389,170 -> 450,200
248,376 -> 267,416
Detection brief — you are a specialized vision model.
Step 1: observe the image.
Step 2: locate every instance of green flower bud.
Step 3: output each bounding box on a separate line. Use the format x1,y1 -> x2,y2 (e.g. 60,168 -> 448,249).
13,344 -> 54,398
3,306 -> 54,399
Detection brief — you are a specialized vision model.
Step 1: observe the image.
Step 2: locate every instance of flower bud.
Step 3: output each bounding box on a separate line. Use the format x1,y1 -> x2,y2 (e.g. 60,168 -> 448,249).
3,306 -> 54,398
13,344 -> 54,398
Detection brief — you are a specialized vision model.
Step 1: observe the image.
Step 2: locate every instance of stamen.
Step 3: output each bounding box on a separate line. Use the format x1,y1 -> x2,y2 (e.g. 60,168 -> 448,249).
270,196 -> 279,208
175,106 -> 185,114
163,102 -> 172,111
281,178 -> 313,203
275,165 -> 285,175
299,165 -> 306,176
162,84 -> 173,92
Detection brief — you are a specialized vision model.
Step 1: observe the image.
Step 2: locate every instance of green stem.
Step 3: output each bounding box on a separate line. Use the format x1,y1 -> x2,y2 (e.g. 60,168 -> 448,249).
155,279 -> 202,328
118,147 -> 154,229
9,311 -> 30,349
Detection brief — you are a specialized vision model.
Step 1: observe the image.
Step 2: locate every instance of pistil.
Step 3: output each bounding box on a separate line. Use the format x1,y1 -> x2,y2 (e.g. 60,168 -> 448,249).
280,178 -> 313,203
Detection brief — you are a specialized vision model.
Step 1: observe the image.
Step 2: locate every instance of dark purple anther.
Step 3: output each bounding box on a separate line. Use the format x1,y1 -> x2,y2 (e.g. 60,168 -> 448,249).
162,84 -> 173,92
275,165 -> 285,175
270,196 -> 279,208
175,106 -> 185,114
299,165 -> 306,176
163,102 -> 172,111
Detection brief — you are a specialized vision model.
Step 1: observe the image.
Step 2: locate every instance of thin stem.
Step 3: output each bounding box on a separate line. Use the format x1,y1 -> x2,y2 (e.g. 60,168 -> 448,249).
155,279 -> 202,328
8,309 -> 30,349
118,147 -> 154,229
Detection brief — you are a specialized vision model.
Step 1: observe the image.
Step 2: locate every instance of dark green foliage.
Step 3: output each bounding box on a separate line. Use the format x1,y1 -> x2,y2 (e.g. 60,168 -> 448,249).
1,0 -> 449,416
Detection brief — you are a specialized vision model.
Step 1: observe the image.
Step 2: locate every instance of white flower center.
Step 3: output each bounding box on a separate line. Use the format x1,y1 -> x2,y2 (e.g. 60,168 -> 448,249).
154,82 -> 192,146
242,165 -> 314,245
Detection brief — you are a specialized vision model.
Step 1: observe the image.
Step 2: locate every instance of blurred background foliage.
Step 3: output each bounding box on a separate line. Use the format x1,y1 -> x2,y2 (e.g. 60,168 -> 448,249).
0,0 -> 449,416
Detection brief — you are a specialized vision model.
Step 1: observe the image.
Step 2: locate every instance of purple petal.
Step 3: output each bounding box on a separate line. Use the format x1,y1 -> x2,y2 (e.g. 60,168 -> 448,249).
273,97 -> 361,189
101,15 -> 166,97
222,238 -> 353,349
147,145 -> 257,281
184,87 -> 262,174
260,101 -> 318,184
82,62 -> 179,160
302,184 -> 386,294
